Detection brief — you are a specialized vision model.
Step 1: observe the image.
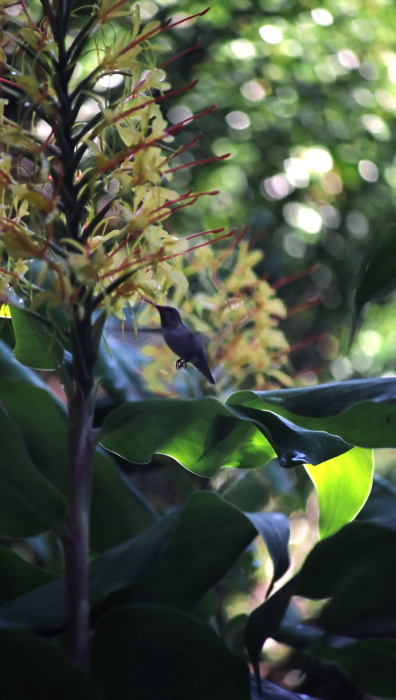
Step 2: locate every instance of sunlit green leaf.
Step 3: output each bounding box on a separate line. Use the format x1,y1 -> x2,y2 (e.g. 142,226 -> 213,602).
305,447 -> 374,538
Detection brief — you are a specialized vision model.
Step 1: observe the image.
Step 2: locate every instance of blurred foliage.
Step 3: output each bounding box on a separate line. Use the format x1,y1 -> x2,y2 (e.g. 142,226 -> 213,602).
2,2 -> 396,699
131,0 -> 396,383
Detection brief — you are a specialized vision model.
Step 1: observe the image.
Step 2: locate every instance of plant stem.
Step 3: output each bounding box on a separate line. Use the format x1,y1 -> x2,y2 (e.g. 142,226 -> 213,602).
63,316 -> 95,669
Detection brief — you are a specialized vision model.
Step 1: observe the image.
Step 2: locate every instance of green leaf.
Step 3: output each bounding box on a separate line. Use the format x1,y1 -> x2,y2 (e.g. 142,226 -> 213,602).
0,548 -> 56,605
227,377 -> 396,450
99,398 -> 275,476
246,521 -> 396,679
11,307 -> 64,371
91,449 -> 158,553
0,512 -> 178,631
305,447 -> 373,538
104,492 -> 260,611
316,639 -> 396,697
297,520 -> 396,607
0,378 -> 156,551
227,401 -> 350,467
0,408 -> 67,537
244,511 -> 290,597
0,629 -> 102,699
358,475 -> 396,522
92,604 -> 250,700
0,340 -> 46,386
245,576 -> 300,683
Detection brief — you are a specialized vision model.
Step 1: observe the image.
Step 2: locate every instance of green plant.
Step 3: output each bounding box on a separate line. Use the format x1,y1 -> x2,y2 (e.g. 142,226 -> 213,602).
1,2 -> 396,699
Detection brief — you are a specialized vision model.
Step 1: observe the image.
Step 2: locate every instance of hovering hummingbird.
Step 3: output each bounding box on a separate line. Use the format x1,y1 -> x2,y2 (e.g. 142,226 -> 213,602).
141,297 -> 216,385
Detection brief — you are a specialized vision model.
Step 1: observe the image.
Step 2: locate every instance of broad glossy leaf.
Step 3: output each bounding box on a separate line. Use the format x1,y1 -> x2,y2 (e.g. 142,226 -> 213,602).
227,377 -> 396,450
305,447 -> 373,538
92,604 -> 250,700
245,511 -> 290,596
91,449 -> 158,552
0,378 -> 156,551
99,398 -> 275,476
0,408 -> 67,537
102,492 -> 257,610
245,576 -> 300,682
0,513 -> 178,631
246,521 -> 396,676
0,340 -> 45,386
358,476 -> 396,522
0,629 -> 102,699
298,520 -> 396,605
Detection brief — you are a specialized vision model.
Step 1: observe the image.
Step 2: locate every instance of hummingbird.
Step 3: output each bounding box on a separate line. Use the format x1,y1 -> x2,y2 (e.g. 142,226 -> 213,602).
141,297 -> 216,385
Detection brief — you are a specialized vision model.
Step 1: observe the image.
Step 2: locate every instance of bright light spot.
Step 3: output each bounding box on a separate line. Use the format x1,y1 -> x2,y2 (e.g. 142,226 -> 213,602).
167,105 -> 193,124
283,203 -> 322,234
225,111 -> 251,130
322,172 -> 343,195
352,87 -> 374,107
230,39 -> 256,59
383,51 -> 396,85
139,1 -> 158,19
358,159 -> 379,182
346,211 -> 369,238
304,147 -> 333,173
337,49 -> 360,70
361,114 -> 389,139
240,80 -> 265,102
283,233 -> 307,258
359,330 -> 382,356
259,25 -> 283,44
261,174 -> 293,200
77,98 -> 102,121
376,89 -> 396,112
311,8 -> 333,26
284,158 -> 309,188
384,165 -> 396,188
282,40 -> 302,57
330,356 -> 353,381
321,205 -> 341,229
35,120 -> 52,139
95,73 -> 124,91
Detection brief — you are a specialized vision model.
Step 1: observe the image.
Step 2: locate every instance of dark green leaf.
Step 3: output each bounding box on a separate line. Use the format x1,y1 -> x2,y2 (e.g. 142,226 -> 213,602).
222,467 -> 271,511
0,548 -> 56,605
91,449 -> 158,553
244,511 -> 290,596
245,576 -> 300,682
104,492 -> 259,611
0,378 -> 156,551
227,377 -> 396,450
0,512 -> 178,631
92,604 -> 250,700
358,476 -> 396,522
316,638 -> 396,697
228,402 -> 350,467
0,408 -> 67,537
0,629 -> 102,699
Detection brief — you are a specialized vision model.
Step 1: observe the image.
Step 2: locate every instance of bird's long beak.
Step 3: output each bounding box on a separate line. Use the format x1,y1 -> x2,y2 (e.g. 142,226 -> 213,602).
140,295 -> 157,308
